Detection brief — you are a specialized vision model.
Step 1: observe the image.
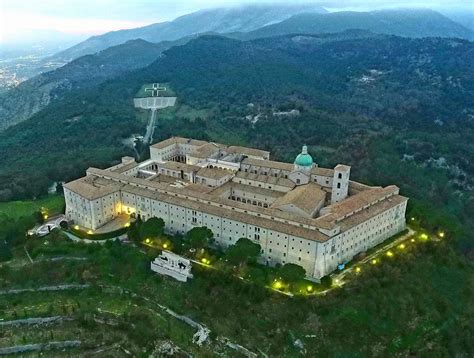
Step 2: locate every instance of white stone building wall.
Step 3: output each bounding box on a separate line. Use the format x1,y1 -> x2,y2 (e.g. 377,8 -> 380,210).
331,167 -> 350,203
66,185 -> 407,280
313,200 -> 407,277
65,189 -> 93,228
311,174 -> 333,188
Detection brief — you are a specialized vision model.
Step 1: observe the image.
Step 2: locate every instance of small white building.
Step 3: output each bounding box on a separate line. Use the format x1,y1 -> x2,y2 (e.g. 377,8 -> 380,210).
151,251 -> 193,282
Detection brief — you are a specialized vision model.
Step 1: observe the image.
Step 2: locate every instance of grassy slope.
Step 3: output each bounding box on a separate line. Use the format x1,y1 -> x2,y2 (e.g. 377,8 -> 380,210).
0,195 -> 64,219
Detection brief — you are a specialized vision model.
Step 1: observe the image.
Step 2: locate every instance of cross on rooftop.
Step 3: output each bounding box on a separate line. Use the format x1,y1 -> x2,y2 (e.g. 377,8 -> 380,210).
145,83 -> 167,97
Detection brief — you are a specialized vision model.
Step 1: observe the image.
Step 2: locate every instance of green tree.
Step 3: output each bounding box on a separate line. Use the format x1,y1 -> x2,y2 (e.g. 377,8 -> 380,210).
185,227 -> 213,250
33,210 -> 45,224
139,217 -> 164,240
278,263 -> 306,286
320,275 -> 332,289
0,240 -> 12,262
226,238 -> 261,266
127,217 -> 142,244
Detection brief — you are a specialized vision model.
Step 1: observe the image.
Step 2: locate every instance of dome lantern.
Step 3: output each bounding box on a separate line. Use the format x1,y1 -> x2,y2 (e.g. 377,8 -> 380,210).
294,145 -> 313,170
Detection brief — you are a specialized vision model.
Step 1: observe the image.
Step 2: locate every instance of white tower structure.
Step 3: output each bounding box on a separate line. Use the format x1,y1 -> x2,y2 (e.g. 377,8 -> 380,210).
331,164 -> 351,203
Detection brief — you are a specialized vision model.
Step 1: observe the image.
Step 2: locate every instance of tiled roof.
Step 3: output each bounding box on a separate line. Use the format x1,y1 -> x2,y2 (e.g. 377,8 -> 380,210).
271,183 -> 326,215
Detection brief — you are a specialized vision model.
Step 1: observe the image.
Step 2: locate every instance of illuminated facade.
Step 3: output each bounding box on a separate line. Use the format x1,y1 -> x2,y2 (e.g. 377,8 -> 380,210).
64,137 -> 408,280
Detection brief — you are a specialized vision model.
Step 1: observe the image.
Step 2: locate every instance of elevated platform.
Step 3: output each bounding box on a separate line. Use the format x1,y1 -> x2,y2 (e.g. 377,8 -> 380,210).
134,97 -> 177,110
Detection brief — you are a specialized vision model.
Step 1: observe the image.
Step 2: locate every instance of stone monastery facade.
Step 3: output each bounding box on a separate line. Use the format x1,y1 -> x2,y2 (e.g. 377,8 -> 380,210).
64,137 -> 408,280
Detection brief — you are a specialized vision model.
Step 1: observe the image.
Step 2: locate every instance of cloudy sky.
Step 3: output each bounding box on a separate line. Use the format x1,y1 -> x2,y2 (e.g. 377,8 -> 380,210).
0,0 -> 472,44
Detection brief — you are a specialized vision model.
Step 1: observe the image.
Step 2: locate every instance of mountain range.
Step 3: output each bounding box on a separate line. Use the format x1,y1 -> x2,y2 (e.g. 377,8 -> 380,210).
1,7 -> 473,131
52,4 -> 327,62
53,7 -> 474,63
241,9 -> 474,40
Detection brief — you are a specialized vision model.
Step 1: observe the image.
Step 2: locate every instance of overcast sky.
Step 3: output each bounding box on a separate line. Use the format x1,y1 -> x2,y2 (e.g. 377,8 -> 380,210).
0,0 -> 472,44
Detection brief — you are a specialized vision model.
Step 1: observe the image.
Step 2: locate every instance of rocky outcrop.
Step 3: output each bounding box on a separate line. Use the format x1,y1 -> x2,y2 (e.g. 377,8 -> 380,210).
0,77 -> 72,130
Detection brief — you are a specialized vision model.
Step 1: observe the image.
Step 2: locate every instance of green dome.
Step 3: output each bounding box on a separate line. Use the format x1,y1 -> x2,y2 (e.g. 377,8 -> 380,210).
294,145 -> 313,167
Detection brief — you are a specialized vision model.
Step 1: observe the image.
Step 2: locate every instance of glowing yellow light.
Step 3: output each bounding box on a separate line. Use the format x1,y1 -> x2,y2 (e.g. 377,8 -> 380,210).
411,217 -> 415,221
386,251 -> 394,257
274,281 -> 282,289
438,232 -> 445,238
201,258 -> 207,264
355,267 -> 361,273
420,233 -> 428,240
411,238 -> 415,243
87,230 -> 93,235
398,244 -> 406,249
163,243 -> 168,249
371,259 -> 378,265
124,222 -> 131,228
43,214 -> 48,220
74,225 -> 79,230
307,285 -> 313,292
145,238 -> 151,244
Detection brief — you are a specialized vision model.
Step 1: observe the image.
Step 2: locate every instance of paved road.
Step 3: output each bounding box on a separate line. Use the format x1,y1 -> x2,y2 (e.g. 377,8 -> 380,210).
29,215 -> 66,237
331,228 -> 415,286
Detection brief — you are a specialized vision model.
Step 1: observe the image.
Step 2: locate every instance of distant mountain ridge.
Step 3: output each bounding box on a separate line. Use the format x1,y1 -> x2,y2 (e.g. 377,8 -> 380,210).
241,9 -> 474,40
1,7 -> 473,132
52,4 -> 327,62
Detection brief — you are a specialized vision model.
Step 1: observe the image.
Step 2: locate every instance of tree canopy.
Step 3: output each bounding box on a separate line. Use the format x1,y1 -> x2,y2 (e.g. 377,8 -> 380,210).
0,240 -> 12,262
278,263 -> 306,284
226,238 -> 261,265
139,217 -> 165,239
185,227 -> 214,249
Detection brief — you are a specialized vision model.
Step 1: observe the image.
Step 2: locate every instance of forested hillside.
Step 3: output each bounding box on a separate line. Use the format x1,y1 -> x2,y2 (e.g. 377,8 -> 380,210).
0,38 -> 195,130
2,8 -> 472,132
0,33 -> 472,253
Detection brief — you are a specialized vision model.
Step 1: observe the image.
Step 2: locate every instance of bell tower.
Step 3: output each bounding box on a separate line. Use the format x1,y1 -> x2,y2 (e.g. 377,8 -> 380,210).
331,164 -> 350,203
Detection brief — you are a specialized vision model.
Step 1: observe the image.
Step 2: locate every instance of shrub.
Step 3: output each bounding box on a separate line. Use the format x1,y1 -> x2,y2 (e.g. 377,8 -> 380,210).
320,276 -> 332,288
225,237 -> 261,265
0,240 -> 12,262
